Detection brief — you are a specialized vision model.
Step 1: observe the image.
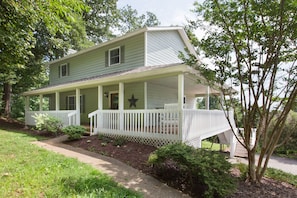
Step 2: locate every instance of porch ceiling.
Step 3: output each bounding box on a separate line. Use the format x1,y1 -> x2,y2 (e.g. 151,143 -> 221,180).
147,74 -> 220,95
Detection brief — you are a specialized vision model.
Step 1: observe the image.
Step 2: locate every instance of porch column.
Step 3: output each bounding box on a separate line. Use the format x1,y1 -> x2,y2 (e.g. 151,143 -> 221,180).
119,82 -> 124,131
25,96 -> 30,111
39,94 -> 43,111
97,85 -> 103,133
76,88 -> 81,125
98,85 -> 103,110
178,74 -> 184,141
144,82 -> 147,109
205,86 -> 210,110
55,92 -> 60,111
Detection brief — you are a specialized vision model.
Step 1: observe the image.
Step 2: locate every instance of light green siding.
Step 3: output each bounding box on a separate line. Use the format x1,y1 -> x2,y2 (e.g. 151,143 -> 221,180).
146,31 -> 186,66
49,34 -> 145,86
124,82 -> 144,109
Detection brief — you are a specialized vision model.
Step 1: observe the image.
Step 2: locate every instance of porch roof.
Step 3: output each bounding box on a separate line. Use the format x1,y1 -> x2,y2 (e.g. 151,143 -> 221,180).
23,64 -> 220,96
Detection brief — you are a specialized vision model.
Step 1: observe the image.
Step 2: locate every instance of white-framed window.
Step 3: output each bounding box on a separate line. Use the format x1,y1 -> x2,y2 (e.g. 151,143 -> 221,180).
66,95 -> 84,113
59,63 -> 69,77
109,47 -> 120,66
105,46 -> 125,66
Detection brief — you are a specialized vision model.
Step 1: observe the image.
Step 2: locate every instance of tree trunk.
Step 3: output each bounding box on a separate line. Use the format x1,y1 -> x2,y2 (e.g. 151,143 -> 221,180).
1,83 -> 12,118
247,149 -> 257,183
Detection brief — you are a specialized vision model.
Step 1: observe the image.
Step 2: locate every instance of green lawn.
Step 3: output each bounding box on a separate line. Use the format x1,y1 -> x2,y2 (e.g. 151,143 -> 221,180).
202,140 -> 221,151
0,129 -> 141,198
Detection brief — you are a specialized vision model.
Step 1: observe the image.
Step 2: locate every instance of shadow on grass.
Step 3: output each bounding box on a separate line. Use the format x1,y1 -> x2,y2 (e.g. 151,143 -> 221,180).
60,175 -> 141,197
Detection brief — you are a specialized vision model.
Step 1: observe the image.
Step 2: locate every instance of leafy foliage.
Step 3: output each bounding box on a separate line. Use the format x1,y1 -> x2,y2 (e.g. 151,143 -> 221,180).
116,5 -> 160,35
185,0 -> 297,183
62,125 -> 86,140
148,143 -> 235,198
270,111 -> 297,158
32,113 -> 62,134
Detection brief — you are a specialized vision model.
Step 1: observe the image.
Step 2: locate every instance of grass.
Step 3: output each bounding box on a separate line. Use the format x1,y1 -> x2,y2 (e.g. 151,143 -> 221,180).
233,163 -> 297,188
202,140 -> 221,151
0,129 -> 142,198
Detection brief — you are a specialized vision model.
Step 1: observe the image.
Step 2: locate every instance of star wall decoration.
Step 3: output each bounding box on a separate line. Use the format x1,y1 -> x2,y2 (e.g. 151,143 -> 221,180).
128,94 -> 138,108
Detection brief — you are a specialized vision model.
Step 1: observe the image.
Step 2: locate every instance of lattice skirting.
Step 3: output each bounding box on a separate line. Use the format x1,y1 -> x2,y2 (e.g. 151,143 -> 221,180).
98,130 -> 181,147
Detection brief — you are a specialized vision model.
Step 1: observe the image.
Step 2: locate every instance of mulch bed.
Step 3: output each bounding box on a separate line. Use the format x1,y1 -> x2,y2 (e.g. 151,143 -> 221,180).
1,117 -> 296,197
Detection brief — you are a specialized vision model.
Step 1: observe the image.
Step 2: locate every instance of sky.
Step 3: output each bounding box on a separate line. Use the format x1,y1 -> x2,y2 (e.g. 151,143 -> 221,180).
117,0 -> 200,27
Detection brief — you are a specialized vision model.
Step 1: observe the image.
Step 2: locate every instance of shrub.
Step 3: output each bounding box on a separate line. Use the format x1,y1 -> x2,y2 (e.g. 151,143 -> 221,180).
269,111 -> 297,158
62,125 -> 86,140
148,143 -> 236,198
32,113 -> 62,135
113,136 -> 127,147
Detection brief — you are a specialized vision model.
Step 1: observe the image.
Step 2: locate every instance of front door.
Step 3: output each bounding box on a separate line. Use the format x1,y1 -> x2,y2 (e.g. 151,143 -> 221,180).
110,93 -> 118,109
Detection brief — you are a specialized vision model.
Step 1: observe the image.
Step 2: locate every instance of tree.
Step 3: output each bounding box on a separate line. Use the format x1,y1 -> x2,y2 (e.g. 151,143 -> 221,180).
0,0 -> 88,117
183,0 -> 297,183
83,0 -> 119,43
117,5 -> 161,35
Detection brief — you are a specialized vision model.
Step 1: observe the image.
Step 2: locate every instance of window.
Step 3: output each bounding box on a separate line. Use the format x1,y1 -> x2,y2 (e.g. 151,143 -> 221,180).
105,46 -> 125,66
109,47 -> 120,65
66,95 -> 84,113
59,63 -> 69,77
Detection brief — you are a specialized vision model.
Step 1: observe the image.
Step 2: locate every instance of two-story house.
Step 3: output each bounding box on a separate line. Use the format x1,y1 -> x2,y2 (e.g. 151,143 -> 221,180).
23,26 -> 237,157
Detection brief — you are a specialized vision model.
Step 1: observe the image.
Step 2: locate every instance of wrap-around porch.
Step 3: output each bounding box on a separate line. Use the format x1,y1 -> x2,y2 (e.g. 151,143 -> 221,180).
24,65 -> 237,157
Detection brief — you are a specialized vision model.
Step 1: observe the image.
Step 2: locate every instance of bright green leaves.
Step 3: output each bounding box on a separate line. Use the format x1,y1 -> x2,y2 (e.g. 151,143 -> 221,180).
187,0 -> 297,183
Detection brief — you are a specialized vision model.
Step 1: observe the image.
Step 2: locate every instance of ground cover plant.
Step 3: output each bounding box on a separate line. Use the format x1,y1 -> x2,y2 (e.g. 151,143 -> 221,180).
148,143 -> 236,198
0,128 -> 141,198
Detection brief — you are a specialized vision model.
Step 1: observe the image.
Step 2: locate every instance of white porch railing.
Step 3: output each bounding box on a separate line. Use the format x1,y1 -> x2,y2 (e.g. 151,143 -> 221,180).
25,110 -> 77,126
88,108 -> 236,147
182,109 -> 237,152
89,109 -> 181,146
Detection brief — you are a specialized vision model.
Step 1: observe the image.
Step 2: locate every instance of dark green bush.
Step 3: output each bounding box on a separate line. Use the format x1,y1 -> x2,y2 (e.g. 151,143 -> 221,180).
62,125 -> 86,140
148,143 -> 236,198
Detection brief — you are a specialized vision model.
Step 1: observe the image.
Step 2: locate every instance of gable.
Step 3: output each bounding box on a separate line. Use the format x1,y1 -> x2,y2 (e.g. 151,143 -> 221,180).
146,30 -> 186,66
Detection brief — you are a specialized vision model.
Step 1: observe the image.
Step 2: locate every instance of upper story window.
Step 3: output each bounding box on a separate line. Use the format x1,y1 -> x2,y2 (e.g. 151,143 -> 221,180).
106,46 -> 125,67
59,63 -> 69,77
109,47 -> 120,65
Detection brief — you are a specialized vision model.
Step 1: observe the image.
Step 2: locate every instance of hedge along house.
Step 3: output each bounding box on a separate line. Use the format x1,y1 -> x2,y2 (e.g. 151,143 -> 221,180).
23,27 -> 237,157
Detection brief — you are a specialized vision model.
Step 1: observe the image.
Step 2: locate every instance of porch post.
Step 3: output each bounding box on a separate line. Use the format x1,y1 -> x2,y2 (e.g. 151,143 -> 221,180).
206,86 -> 210,110
39,94 -> 43,111
119,82 -> 124,131
178,74 -> 184,141
144,82 -> 148,127
144,82 -> 147,109
76,88 -> 80,125
98,85 -> 103,110
25,96 -> 30,111
55,92 -> 60,111
97,85 -> 103,133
